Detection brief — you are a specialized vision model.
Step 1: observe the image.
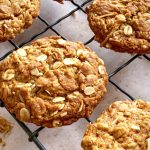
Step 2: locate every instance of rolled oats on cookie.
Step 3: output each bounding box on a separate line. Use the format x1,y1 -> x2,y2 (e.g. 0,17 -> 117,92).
0,0 -> 40,42
82,100 -> 150,150
0,36 -> 108,128
87,0 -> 150,54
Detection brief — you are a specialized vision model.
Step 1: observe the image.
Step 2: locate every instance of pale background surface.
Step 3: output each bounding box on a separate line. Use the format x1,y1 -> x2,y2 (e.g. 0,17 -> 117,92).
0,0 -> 150,150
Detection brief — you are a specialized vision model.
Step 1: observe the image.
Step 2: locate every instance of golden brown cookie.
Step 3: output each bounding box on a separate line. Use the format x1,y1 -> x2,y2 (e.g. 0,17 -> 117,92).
0,36 -> 108,128
82,100 -> 150,150
0,0 -> 40,42
87,0 -> 150,54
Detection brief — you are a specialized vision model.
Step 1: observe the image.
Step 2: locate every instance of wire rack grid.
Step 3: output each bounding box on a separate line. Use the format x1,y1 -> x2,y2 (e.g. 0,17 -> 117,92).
0,0 -> 150,149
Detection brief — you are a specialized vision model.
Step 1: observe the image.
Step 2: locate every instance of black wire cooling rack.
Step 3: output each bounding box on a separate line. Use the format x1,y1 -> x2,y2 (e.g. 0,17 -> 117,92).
0,0 -> 150,149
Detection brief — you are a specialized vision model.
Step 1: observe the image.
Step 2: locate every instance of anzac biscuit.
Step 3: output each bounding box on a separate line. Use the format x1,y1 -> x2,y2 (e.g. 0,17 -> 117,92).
0,0 -> 40,42
0,36 -> 108,128
82,100 -> 150,150
87,0 -> 150,54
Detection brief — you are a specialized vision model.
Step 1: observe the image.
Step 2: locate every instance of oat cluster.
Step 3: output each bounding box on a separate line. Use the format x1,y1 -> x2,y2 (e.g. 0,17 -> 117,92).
0,36 -> 108,128
82,100 -> 150,150
0,0 -> 40,42
87,0 -> 150,54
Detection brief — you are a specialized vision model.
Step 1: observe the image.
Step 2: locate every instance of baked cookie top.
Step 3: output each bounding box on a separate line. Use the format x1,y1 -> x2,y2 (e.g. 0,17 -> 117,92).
82,100 -> 150,150
0,0 -> 40,42
0,36 -> 108,128
87,0 -> 150,54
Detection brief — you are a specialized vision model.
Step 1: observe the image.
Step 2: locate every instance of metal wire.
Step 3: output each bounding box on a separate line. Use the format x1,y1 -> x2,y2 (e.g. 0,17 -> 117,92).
0,0 -> 149,149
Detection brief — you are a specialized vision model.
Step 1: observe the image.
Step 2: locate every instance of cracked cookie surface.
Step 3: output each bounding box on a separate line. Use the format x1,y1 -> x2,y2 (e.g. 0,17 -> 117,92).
87,0 -> 150,54
82,100 -> 150,150
0,36 -> 108,128
0,0 -> 40,42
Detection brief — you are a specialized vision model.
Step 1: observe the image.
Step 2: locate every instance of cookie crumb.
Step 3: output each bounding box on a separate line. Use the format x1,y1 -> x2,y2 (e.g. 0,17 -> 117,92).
0,116 -> 13,147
